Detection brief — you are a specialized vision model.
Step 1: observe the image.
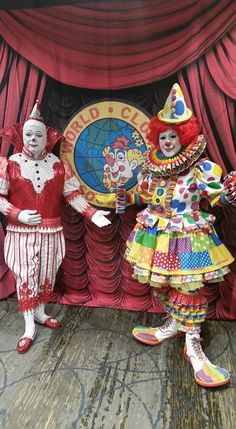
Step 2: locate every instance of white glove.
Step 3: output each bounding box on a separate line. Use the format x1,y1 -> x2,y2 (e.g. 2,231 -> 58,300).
18,210 -> 42,226
91,210 -> 111,227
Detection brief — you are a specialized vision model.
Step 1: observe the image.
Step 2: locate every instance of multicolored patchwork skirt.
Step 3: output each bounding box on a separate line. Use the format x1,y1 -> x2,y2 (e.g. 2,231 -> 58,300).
125,222 -> 234,291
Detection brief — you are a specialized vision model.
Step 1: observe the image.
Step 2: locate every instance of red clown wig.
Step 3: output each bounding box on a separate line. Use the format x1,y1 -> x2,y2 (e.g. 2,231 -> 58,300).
147,116 -> 201,150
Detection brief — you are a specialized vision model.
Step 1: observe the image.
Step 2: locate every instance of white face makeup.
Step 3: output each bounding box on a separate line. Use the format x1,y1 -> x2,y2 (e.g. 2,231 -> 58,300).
23,122 -> 47,158
159,129 -> 181,157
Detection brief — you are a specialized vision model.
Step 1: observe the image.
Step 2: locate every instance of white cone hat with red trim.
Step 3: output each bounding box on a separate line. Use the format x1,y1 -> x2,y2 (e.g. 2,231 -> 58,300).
158,83 -> 192,124
29,99 -> 44,121
23,99 -> 46,132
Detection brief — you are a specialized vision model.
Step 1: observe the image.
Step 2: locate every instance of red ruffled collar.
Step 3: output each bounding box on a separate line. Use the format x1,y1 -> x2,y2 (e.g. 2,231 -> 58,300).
0,123 -> 65,153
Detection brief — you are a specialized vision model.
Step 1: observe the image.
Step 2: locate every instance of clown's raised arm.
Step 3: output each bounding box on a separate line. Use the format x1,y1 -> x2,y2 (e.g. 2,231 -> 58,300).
125,83 -> 235,388
0,99 -> 110,355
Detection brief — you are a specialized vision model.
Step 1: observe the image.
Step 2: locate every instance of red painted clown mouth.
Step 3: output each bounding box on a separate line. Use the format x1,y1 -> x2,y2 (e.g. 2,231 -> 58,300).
164,146 -> 175,152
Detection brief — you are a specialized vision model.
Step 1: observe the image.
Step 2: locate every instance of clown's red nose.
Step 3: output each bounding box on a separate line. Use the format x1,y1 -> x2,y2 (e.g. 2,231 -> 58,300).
165,141 -> 172,147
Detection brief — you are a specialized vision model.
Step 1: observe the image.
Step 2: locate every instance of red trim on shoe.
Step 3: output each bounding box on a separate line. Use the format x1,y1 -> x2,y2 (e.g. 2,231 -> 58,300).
34,316 -> 61,330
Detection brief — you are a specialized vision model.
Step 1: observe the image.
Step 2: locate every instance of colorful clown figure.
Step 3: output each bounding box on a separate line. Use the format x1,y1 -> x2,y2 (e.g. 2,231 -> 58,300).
0,100 -> 111,354
102,135 -> 143,191
125,83 -> 236,388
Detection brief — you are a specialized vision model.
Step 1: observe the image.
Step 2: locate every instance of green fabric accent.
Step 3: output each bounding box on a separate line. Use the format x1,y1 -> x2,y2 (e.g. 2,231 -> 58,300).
192,234 -> 214,252
208,182 -> 222,189
135,230 -> 157,248
186,177 -> 193,185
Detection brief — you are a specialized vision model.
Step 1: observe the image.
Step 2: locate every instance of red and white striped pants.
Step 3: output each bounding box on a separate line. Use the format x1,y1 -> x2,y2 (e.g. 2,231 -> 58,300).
4,230 -> 65,312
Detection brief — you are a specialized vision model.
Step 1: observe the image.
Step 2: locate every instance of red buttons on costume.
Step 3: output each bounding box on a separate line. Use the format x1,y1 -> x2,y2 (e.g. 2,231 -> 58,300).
191,202 -> 199,210
189,183 -> 198,192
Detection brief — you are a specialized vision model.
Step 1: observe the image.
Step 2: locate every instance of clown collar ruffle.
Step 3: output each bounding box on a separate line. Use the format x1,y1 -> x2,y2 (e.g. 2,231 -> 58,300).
146,134 -> 206,176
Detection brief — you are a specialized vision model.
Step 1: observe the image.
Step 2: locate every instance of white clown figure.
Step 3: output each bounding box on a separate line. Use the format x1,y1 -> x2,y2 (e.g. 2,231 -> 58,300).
0,100 -> 111,354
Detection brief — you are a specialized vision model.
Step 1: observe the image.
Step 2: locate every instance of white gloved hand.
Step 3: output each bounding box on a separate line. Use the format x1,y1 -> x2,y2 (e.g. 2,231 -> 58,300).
91,210 -> 111,227
18,210 -> 42,226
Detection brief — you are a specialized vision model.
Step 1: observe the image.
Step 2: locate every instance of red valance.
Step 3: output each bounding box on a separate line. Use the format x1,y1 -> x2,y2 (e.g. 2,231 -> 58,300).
0,0 -> 236,89
0,1 -> 236,319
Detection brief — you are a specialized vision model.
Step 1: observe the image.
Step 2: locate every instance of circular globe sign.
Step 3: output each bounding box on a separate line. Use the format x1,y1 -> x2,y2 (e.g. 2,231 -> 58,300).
61,100 -> 150,207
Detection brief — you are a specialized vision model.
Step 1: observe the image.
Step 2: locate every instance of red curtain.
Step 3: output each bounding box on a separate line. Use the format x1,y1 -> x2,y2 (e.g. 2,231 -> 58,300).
0,39 -> 46,156
178,28 -> 236,174
0,40 -> 46,297
0,1 -> 236,318
178,28 -> 236,319
58,203 -> 163,312
0,1 -> 235,89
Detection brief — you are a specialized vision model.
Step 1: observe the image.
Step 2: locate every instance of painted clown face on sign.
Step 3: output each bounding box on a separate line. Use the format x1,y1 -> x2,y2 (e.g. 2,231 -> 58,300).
23,120 -> 47,158
159,129 -> 181,158
102,135 -> 143,190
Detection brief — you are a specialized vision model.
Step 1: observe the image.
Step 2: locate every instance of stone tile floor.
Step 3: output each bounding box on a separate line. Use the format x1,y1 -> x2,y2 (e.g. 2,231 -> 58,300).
0,300 -> 235,429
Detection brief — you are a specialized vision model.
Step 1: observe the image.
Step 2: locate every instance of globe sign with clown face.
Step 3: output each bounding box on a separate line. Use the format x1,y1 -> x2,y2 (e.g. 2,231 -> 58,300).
61,101 -> 150,207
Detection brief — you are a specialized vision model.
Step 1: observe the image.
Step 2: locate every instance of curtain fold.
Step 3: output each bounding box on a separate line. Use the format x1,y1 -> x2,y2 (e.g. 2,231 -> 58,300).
58,204 -> 164,312
0,39 -> 46,297
178,32 -> 236,318
0,1 -> 235,89
0,1 -> 236,318
0,39 -> 46,156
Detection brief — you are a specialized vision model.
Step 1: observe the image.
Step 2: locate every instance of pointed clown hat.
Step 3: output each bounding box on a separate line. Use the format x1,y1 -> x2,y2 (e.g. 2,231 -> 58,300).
24,99 -> 45,128
0,99 -> 64,152
29,98 -> 44,121
158,83 -> 192,124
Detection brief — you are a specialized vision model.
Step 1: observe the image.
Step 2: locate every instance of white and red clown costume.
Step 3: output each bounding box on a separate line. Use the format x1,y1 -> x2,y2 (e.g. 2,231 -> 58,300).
125,84 -> 236,388
0,100 -> 110,353
0,153 -> 96,312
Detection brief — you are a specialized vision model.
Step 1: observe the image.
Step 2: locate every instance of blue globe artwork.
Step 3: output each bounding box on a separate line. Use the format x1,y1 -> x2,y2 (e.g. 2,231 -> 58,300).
73,118 -> 147,194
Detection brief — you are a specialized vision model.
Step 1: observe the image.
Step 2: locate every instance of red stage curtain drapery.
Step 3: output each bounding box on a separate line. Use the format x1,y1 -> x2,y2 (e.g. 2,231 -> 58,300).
0,1 -> 236,318
177,27 -> 236,319
0,39 -> 46,155
0,1 -> 236,89
0,39 -> 46,297
179,27 -> 236,174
